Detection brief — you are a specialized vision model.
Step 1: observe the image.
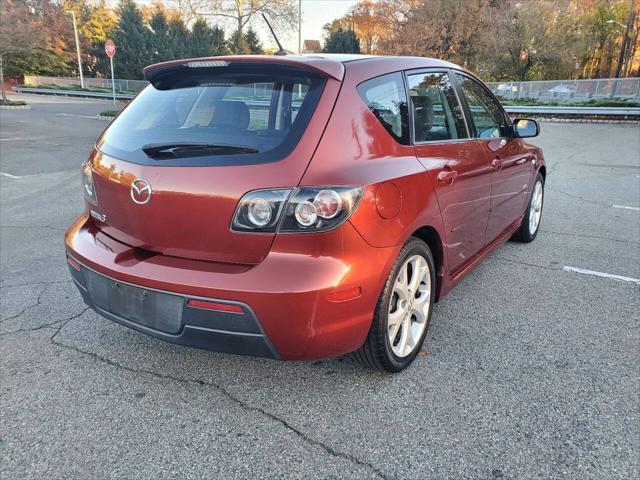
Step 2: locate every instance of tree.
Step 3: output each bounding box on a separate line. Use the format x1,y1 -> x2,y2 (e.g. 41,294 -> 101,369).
323,28 -> 361,54
0,0 -> 43,102
113,0 -> 151,79
190,19 -> 227,57
228,26 -> 263,54
84,1 -> 117,77
179,0 -> 296,40
347,0 -> 388,54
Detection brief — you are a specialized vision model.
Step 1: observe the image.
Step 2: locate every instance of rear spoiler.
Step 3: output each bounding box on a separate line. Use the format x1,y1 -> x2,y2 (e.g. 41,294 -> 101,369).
144,56 -> 345,90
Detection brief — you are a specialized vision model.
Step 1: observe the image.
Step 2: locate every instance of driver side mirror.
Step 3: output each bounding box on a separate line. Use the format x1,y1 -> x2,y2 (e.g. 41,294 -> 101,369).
512,118 -> 540,138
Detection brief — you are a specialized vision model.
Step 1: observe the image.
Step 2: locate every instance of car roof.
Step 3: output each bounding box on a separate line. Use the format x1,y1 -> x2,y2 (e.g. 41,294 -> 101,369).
144,54 -> 462,85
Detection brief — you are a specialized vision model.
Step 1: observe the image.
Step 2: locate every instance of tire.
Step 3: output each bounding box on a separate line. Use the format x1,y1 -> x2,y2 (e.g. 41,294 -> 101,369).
512,172 -> 544,243
350,237 -> 436,373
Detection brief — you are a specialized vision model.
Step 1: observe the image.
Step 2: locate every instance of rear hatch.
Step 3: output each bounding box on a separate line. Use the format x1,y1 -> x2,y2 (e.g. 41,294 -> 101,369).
88,59 -> 340,264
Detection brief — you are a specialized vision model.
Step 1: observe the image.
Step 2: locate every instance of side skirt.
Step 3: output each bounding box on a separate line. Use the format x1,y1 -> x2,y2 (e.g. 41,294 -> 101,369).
448,216 -> 523,289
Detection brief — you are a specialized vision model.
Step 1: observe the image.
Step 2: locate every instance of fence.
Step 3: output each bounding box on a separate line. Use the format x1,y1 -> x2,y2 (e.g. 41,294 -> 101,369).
22,76 -> 148,94
20,75 -> 640,104
486,78 -> 640,103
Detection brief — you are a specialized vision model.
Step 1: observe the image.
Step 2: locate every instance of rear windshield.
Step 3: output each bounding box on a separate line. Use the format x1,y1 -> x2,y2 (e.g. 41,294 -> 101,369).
97,64 -> 326,166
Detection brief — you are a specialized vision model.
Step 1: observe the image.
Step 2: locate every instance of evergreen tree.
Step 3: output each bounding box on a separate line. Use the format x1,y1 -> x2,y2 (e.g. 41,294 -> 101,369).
228,27 -> 263,55
189,19 -> 227,57
323,28 -> 361,54
148,9 -> 169,62
113,0 -> 150,79
85,1 -> 116,77
244,27 -> 263,54
167,17 -> 189,59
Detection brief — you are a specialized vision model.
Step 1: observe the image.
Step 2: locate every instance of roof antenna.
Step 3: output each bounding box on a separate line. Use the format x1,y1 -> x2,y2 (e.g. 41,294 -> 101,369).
261,13 -> 287,56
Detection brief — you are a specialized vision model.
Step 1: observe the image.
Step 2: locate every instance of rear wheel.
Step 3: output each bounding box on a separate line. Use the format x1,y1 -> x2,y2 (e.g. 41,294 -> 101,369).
350,238 -> 435,372
512,172 -> 544,243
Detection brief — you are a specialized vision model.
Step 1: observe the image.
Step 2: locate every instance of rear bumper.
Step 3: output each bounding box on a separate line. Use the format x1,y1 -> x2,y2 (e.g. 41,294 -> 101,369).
68,261 -> 279,358
65,214 -> 399,360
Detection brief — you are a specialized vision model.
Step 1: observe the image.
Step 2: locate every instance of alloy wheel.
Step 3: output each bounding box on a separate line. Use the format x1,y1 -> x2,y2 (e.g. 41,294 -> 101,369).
529,180 -> 543,234
387,254 -> 431,358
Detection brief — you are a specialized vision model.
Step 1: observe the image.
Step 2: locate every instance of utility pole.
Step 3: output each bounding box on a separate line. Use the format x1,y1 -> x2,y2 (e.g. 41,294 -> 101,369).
298,0 -> 302,54
66,10 -> 84,89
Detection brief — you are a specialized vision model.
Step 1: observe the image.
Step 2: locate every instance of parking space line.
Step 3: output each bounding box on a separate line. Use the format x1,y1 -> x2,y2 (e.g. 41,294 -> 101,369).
612,205 -> 640,211
0,172 -> 22,179
56,113 -> 100,120
0,137 -> 48,142
563,266 -> 640,285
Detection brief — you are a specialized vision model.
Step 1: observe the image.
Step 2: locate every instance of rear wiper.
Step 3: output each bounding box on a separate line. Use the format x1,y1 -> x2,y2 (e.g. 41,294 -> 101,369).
142,143 -> 258,159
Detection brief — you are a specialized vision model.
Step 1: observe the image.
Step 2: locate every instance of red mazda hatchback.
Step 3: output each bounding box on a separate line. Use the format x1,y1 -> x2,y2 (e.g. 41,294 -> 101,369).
65,54 -> 545,372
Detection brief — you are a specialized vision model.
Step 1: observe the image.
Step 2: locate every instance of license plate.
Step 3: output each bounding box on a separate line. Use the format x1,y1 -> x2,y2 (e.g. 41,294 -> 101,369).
109,281 -> 148,326
82,267 -> 184,334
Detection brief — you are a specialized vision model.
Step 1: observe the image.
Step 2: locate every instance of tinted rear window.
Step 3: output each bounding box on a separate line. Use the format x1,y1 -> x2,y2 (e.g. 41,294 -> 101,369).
356,73 -> 409,145
97,64 -> 326,166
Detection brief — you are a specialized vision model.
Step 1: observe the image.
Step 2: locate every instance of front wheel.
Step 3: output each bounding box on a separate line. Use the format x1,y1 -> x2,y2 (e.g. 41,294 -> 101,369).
350,238 -> 436,373
512,172 -> 544,243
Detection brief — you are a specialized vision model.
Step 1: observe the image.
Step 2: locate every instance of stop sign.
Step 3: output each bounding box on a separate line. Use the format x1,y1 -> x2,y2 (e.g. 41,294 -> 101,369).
105,39 -> 116,58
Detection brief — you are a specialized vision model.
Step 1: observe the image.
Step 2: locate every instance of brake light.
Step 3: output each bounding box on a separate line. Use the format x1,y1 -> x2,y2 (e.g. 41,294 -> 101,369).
231,187 -> 362,234
187,300 -> 243,314
67,256 -> 81,271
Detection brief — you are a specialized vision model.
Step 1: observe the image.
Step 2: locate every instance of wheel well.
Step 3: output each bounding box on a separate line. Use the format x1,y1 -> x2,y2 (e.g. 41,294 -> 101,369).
538,165 -> 546,180
410,226 -> 444,301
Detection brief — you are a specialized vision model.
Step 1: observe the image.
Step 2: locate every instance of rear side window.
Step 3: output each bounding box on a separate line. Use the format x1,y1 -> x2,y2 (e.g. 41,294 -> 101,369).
455,74 -> 508,139
97,65 -> 325,166
407,72 -> 467,142
357,73 -> 409,145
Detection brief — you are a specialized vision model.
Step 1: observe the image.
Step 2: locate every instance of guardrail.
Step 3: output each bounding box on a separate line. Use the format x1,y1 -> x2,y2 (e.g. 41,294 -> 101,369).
504,105 -> 640,116
14,87 -> 134,100
14,86 -> 640,117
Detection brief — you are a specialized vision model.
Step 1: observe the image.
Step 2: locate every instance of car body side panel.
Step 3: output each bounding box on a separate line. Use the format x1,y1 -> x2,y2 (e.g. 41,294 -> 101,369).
301,58 -> 446,251
483,138 -> 535,243
415,141 -> 492,274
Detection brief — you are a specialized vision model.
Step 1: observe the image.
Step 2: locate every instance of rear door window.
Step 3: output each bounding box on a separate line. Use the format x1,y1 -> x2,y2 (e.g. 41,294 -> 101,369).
357,73 -> 409,145
97,65 -> 326,166
407,71 -> 467,142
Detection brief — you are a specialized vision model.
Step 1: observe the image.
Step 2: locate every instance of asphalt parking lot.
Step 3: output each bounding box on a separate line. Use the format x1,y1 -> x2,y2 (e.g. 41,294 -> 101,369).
1,93 -> 639,479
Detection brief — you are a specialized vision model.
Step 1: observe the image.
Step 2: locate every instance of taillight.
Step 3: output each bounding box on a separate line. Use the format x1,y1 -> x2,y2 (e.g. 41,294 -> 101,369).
231,187 -> 362,234
82,162 -> 97,205
231,189 -> 291,233
279,187 -> 362,232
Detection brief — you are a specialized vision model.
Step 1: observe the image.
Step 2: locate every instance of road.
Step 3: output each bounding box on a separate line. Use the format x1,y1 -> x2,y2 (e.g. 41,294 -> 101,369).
1,94 -> 639,479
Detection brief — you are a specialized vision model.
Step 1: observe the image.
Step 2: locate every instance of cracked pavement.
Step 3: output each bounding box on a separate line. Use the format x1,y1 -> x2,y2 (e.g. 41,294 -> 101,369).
1,94 -> 639,479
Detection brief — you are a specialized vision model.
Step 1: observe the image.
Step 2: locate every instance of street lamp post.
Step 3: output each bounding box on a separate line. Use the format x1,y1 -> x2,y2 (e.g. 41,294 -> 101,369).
298,0 -> 302,54
606,16 -> 632,79
66,10 -> 84,89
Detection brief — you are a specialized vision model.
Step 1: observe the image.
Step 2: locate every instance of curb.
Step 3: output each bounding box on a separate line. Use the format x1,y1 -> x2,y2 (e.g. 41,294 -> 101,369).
0,105 -> 31,110
97,115 -> 115,121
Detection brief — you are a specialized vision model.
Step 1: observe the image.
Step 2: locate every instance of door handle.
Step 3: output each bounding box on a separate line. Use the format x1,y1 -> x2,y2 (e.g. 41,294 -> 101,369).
491,157 -> 503,170
437,169 -> 458,184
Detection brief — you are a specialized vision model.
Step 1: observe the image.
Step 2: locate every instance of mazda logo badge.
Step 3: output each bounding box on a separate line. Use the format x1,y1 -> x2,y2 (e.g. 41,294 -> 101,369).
130,179 -> 152,205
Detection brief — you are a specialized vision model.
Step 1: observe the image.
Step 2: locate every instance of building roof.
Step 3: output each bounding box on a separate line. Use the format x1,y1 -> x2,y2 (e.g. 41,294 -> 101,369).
302,40 -> 322,53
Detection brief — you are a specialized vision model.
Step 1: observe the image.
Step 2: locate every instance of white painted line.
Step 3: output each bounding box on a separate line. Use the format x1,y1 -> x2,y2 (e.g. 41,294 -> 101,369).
0,137 -> 48,142
56,113 -> 99,120
563,266 -> 640,285
0,172 -> 22,179
612,205 -> 640,211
